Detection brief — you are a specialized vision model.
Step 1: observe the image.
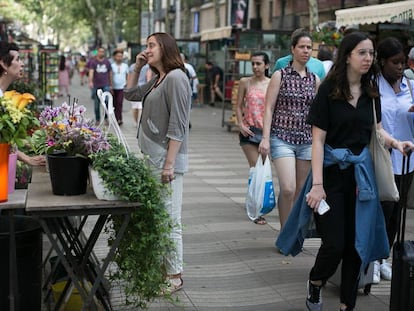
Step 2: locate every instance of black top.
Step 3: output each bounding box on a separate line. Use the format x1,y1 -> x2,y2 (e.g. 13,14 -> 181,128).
307,79 -> 381,155
207,65 -> 224,87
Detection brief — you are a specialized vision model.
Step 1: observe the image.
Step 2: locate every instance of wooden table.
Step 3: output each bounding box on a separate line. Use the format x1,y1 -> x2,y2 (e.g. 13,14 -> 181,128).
0,189 -> 28,311
26,169 -> 139,311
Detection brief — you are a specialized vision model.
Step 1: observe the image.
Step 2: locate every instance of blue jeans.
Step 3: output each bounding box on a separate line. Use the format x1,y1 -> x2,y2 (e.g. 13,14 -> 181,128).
92,86 -> 110,122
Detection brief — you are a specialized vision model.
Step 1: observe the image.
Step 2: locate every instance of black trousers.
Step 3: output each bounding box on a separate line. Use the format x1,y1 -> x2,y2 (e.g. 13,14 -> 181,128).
309,165 -> 361,309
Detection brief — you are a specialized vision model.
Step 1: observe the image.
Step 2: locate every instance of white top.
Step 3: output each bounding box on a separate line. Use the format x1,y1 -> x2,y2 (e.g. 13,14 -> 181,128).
322,60 -> 333,75
378,74 -> 414,174
184,63 -> 197,93
111,62 -> 129,89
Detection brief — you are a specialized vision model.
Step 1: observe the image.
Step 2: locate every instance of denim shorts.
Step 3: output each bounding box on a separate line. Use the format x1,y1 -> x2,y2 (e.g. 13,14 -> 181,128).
239,127 -> 263,146
270,136 -> 312,160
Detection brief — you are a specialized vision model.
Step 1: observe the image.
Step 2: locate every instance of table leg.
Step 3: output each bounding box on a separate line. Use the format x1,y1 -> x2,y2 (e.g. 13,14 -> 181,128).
8,211 -> 18,311
47,216 -> 112,311
37,218 -> 92,311
84,213 -> 131,308
78,215 -> 112,310
60,215 -> 111,310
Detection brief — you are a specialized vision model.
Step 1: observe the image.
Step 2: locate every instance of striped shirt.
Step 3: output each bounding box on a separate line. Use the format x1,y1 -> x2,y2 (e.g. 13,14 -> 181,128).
271,65 -> 317,144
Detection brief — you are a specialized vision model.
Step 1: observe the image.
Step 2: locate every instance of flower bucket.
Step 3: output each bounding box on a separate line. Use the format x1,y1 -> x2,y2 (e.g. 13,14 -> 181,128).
51,281 -> 82,311
89,168 -> 119,201
47,154 -> 89,195
0,143 -> 9,202
8,153 -> 17,194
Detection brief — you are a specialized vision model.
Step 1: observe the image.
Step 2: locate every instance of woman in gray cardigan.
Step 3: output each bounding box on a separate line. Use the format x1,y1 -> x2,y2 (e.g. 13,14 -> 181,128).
124,32 -> 192,293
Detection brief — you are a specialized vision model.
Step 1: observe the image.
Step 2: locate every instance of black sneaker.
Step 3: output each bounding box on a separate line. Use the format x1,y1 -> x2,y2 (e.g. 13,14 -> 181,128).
306,280 -> 323,311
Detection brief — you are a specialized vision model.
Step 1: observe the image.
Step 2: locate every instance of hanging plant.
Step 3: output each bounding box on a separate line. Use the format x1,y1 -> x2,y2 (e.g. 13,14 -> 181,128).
89,138 -> 175,308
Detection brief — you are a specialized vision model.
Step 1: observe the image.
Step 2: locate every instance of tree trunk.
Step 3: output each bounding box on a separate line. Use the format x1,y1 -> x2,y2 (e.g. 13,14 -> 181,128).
182,0 -> 191,38
308,0 -> 319,31
279,0 -> 286,29
85,0 -> 109,47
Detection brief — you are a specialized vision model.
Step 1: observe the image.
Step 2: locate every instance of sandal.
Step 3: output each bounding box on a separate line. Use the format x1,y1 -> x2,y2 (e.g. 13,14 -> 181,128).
165,276 -> 183,294
253,216 -> 266,225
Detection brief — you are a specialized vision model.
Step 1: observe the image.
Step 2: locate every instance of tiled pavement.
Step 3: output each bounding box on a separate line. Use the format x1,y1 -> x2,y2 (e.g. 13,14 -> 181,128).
45,74 -> 414,310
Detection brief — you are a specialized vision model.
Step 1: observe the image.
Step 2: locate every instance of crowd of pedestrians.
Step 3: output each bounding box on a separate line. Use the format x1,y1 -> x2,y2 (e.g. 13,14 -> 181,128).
69,29 -> 414,310
236,29 -> 414,311
3,25 -> 414,310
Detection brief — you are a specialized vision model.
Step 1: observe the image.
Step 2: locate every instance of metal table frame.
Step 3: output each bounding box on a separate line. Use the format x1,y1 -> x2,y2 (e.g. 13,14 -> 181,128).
0,190 -> 27,311
26,169 -> 139,311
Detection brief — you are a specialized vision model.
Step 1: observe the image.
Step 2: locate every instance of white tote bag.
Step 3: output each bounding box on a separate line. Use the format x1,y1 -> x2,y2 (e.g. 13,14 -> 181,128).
369,100 -> 399,201
246,156 -> 276,220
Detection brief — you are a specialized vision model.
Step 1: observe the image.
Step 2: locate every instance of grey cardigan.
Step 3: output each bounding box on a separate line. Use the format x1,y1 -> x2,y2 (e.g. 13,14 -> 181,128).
124,68 -> 192,173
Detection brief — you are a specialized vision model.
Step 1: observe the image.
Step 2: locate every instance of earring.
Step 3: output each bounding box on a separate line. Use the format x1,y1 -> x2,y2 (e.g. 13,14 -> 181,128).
4,71 -> 7,75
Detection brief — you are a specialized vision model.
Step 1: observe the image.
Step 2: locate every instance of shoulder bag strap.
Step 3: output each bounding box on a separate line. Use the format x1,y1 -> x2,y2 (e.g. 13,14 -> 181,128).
406,77 -> 414,102
372,98 -> 378,130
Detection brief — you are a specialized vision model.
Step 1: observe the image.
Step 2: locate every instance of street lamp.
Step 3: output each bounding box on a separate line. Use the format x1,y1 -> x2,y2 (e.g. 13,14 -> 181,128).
168,5 -> 176,36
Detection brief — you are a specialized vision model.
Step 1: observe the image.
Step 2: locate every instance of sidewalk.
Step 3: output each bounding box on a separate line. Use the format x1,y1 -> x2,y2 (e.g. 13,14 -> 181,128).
63,73 -> 413,310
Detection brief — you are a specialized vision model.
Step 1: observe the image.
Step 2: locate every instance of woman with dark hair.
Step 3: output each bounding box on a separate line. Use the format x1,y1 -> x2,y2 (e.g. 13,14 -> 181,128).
58,55 -> 70,97
259,29 -> 320,229
375,37 -> 414,282
317,45 -> 334,75
124,32 -> 192,293
303,32 -> 413,311
0,41 -> 45,166
236,51 -> 270,224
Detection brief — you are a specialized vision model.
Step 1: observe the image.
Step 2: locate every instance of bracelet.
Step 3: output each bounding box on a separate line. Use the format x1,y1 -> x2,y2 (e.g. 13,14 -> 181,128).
163,167 -> 174,170
312,183 -> 323,186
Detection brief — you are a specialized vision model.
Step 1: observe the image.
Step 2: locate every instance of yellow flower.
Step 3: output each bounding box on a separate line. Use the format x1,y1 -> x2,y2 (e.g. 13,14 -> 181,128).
4,90 -> 18,98
332,32 -> 340,40
18,93 -> 36,110
4,90 -> 36,111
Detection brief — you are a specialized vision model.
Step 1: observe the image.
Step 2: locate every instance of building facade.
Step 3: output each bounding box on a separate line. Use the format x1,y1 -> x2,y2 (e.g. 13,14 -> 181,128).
147,0 -> 410,76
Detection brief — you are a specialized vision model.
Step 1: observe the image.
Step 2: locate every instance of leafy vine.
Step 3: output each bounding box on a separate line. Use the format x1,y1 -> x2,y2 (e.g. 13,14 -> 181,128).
90,139 -> 174,308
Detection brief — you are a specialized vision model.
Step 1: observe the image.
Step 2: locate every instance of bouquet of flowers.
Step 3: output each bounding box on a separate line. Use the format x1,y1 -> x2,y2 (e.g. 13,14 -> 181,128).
37,101 -> 110,157
312,26 -> 343,47
0,90 -> 38,147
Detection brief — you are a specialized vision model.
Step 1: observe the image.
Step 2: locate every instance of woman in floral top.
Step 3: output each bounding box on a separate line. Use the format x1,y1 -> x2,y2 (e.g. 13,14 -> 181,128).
259,29 -> 320,229
236,51 -> 270,224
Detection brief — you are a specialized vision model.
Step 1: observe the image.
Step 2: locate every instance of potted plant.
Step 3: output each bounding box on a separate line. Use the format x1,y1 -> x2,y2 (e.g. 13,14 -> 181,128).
89,139 -> 175,308
37,101 -> 110,195
0,90 -> 38,201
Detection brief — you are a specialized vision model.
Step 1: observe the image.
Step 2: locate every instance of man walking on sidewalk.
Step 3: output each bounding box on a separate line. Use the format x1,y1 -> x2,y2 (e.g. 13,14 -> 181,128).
88,47 -> 112,124
111,49 -> 129,125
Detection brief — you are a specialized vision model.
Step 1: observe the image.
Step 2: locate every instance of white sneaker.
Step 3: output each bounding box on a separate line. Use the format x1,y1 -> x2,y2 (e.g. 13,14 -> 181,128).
380,262 -> 392,280
373,260 -> 380,284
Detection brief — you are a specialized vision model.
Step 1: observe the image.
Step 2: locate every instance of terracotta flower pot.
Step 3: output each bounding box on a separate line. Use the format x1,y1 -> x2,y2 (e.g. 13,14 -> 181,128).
0,143 -> 9,202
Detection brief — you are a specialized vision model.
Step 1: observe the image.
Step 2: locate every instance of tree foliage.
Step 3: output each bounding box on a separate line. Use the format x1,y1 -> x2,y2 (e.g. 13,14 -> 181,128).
10,0 -> 148,50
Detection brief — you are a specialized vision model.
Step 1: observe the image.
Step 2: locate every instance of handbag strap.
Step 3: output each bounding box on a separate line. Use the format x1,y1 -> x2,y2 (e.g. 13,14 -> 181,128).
371,99 -> 378,131
406,77 -> 414,102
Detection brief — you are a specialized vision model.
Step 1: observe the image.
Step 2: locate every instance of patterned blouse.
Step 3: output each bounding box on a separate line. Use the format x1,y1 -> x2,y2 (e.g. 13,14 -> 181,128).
271,65 -> 317,144
243,79 -> 267,129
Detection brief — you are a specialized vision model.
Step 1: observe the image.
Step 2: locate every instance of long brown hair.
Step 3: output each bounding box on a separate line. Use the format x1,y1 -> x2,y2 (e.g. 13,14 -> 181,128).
327,32 -> 379,100
147,32 -> 185,75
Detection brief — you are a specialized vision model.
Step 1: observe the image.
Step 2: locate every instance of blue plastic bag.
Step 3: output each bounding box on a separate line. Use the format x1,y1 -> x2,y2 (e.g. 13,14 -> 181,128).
246,156 -> 276,220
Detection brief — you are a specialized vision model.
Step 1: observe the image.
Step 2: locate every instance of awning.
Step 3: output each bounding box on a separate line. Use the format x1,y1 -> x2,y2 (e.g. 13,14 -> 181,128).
200,26 -> 232,41
336,0 -> 414,27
